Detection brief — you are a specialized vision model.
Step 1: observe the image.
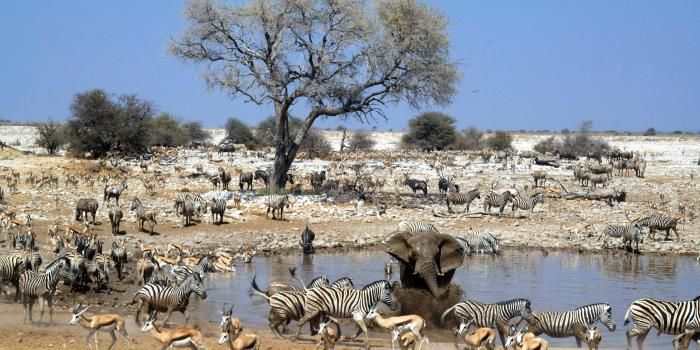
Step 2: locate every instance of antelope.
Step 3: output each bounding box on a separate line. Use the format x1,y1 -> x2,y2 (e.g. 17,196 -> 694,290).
505,326 -> 549,350
64,222 -> 91,241
459,325 -> 496,350
233,193 -> 242,209
46,223 -> 61,244
219,304 -> 242,338
585,323 -> 601,350
70,304 -> 131,350
316,320 -> 341,350
167,243 -> 192,258
142,311 -> 207,350
140,243 -> 160,257
366,308 -> 428,349
394,329 -> 419,350
218,316 -> 259,350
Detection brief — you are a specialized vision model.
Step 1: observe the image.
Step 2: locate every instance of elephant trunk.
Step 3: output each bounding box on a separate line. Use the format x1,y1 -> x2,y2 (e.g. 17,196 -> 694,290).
417,260 -> 442,297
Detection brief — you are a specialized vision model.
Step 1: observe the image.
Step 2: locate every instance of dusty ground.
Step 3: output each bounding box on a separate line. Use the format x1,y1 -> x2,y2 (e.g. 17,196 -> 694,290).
0,128 -> 698,349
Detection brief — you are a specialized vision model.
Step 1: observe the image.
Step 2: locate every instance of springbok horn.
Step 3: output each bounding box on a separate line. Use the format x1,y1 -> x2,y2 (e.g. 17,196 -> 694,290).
229,304 -> 234,314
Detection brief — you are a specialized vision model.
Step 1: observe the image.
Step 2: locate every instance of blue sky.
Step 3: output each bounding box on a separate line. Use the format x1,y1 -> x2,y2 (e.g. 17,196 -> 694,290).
0,1 -> 698,132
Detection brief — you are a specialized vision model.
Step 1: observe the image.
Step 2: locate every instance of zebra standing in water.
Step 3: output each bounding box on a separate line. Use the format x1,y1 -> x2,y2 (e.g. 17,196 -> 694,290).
441,298 -> 533,346
171,256 -> 215,283
483,191 -> 513,216
19,257 -> 74,324
294,280 -> 397,348
266,194 -> 296,220
635,215 -> 680,241
210,197 -> 226,225
527,303 -> 616,347
456,230 -> 501,254
132,273 -> 207,326
625,297 -> 700,350
397,220 -> 440,233
510,193 -> 545,218
446,188 -> 481,213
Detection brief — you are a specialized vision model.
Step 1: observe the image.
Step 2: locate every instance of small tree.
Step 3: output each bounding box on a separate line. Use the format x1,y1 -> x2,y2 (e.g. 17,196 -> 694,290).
486,131 -> 513,151
299,128 -> 332,156
533,136 -> 561,154
348,131 -> 376,151
256,116 -> 304,148
224,118 -> 258,149
182,121 -> 210,144
643,127 -> 657,136
36,120 -> 66,155
401,112 -> 457,150
453,126 -> 483,150
149,113 -> 190,147
66,89 -> 154,157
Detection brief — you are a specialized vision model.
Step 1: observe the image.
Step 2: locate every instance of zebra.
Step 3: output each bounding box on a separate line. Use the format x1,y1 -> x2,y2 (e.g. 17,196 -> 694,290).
239,172 -> 253,190
75,198 -> 99,224
178,198 -> 196,227
19,257 -> 74,324
625,297 -> 700,350
210,197 -> 226,225
171,256 -> 215,284
456,230 -> 501,254
110,240 -> 128,280
532,170 -> 547,187
599,223 -> 643,251
10,248 -> 42,271
0,255 -> 25,301
574,164 -> 589,186
635,215 -> 680,241
266,194 -> 296,220
511,193 -> 545,218
446,188 -> 481,213
441,298 -> 533,346
218,167 -> 232,190
589,163 -> 613,180
130,197 -> 157,234
103,180 -> 127,206
132,272 -> 207,326
108,205 -> 122,235
294,280 -> 397,348
330,277 -> 354,290
483,191 -> 513,216
300,225 -> 315,255
527,303 -> 616,347
288,266 -> 330,292
251,277 -> 312,338
397,220 -> 440,234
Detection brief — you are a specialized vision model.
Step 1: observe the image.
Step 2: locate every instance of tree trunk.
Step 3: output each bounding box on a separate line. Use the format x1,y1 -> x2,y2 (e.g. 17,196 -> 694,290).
270,109 -> 319,193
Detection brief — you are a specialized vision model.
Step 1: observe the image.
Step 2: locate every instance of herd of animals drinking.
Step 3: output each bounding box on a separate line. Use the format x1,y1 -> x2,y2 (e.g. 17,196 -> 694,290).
0,146 -> 692,350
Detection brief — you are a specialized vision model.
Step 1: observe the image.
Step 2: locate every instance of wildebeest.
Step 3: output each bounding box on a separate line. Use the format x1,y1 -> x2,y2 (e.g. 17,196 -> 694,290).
300,225 -> 315,255
75,198 -> 99,224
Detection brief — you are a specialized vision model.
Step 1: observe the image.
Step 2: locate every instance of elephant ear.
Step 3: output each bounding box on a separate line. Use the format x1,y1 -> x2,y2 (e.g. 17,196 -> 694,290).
383,231 -> 413,263
437,234 -> 465,272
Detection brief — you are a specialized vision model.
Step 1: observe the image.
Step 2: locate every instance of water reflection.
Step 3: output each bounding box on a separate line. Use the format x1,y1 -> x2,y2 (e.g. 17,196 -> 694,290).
192,249 -> 699,349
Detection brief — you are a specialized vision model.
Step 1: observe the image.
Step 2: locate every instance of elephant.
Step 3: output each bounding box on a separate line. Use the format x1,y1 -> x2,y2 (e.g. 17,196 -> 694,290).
384,230 -> 465,297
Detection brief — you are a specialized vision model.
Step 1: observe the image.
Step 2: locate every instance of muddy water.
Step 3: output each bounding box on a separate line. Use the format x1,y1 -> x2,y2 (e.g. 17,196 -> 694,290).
191,250 -> 700,349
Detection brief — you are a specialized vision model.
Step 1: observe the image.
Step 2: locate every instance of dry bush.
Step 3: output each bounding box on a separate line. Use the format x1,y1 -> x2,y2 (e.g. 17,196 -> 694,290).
395,284 -> 464,327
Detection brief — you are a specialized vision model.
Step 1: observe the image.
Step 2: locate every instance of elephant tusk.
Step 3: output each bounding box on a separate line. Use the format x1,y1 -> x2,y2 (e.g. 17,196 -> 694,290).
412,271 -> 419,275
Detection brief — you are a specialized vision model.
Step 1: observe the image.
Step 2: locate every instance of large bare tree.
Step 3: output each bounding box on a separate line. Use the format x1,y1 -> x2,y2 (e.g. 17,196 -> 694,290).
171,0 -> 459,191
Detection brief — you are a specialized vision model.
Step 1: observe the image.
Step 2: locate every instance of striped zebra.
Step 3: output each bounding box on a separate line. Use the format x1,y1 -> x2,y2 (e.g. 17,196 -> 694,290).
446,188 -> 481,213
19,257 -> 74,324
171,256 -> 215,283
239,172 -> 254,190
209,174 -> 220,190
511,193 -> 545,218
635,215 -> 680,241
288,266 -> 330,292
456,230 -> 501,254
294,280 -> 397,347
0,255 -> 25,301
10,248 -> 42,271
625,297 -> 700,350
330,277 -> 354,290
441,298 -> 533,346
110,240 -> 128,280
219,167 -> 232,190
252,277 -> 312,338
397,220 -> 440,234
108,205 -> 122,235
210,197 -> 226,225
132,272 -> 207,326
483,191 -> 514,216
130,197 -> 157,234
599,224 -> 643,251
527,303 -> 616,347
266,194 -> 296,220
